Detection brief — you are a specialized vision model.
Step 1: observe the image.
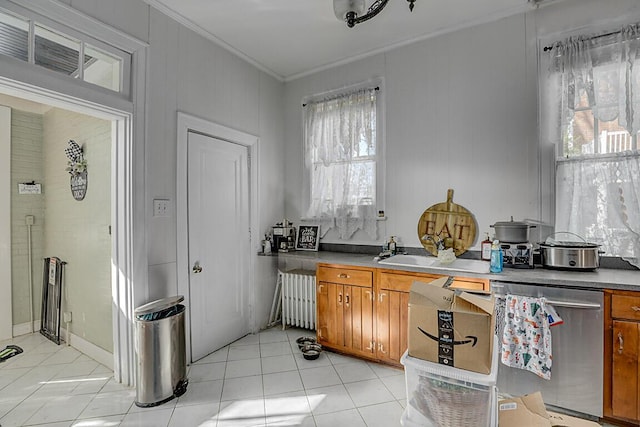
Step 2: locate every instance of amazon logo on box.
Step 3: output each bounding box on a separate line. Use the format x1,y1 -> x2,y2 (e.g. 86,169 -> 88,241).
407,277 -> 495,374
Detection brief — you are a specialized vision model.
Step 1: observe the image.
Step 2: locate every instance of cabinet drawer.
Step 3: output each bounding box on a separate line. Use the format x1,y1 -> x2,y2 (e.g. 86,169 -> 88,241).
317,266 -> 372,287
378,271 -> 440,292
612,294 -> 640,320
378,271 -> 489,293
451,277 -> 490,292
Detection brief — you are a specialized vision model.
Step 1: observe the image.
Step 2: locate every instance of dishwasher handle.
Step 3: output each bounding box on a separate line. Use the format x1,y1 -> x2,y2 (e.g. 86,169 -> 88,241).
544,299 -> 601,309
493,292 -> 601,309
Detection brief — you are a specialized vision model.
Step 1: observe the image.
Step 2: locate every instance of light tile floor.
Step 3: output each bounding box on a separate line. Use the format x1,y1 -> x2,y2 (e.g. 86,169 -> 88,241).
0,327 -> 406,426
0,327 -> 618,427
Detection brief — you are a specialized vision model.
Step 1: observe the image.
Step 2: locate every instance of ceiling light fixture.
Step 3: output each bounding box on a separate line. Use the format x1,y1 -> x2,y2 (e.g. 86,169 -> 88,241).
334,0 -> 417,28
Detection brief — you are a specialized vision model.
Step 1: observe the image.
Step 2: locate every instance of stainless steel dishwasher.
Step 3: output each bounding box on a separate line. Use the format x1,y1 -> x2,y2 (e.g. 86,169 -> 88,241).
492,281 -> 603,418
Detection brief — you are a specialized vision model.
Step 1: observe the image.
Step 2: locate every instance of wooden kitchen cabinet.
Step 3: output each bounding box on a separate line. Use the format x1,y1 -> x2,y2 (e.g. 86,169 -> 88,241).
376,269 -> 489,365
316,263 -> 490,366
316,264 -> 375,358
604,290 -> 640,425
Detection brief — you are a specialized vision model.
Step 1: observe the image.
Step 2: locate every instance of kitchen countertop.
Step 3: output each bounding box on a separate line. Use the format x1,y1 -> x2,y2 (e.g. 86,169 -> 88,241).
276,250 -> 640,292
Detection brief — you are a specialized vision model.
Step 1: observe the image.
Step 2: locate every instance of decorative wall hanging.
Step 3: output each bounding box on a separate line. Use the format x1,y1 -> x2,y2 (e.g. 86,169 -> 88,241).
65,140 -> 88,201
296,225 -> 320,251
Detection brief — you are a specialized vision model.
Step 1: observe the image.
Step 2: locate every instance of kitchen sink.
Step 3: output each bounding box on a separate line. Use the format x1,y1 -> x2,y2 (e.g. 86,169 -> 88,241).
378,254 -> 490,274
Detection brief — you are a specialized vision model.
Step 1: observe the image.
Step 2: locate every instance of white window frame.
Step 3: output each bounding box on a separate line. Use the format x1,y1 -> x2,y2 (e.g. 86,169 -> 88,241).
0,1 -> 131,98
301,78 -> 386,240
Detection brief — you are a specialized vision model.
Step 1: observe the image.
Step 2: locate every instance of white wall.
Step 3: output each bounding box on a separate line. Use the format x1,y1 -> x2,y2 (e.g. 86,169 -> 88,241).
42,108 -> 112,352
284,13 -> 538,249
56,2 -> 286,328
10,109 -> 44,328
283,0 -> 640,251
0,106 -> 11,340
143,9 -> 285,329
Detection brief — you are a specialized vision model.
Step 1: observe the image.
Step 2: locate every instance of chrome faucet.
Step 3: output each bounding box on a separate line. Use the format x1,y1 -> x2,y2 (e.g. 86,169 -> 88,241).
422,234 -> 445,251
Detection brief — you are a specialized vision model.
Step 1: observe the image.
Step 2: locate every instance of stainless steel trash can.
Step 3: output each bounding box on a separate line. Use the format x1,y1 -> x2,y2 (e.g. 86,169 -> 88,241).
134,295 -> 188,407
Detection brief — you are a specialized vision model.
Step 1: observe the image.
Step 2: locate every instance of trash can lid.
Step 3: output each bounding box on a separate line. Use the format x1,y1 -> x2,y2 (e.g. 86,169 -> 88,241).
135,295 -> 184,316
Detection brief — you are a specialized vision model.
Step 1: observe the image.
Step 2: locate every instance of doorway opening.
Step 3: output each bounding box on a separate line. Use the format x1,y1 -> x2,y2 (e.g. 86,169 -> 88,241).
1,93 -> 113,363
0,78 -> 139,385
0,0 -> 146,387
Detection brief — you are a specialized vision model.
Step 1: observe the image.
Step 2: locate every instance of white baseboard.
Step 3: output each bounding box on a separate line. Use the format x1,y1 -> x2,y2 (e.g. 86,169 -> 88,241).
60,327 -> 114,370
12,322 -> 113,370
13,321 -> 39,337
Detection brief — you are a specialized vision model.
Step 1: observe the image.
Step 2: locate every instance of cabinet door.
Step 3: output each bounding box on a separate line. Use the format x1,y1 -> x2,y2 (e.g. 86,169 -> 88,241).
377,289 -> 410,364
317,282 -> 344,348
612,320 -> 640,421
343,285 -> 374,356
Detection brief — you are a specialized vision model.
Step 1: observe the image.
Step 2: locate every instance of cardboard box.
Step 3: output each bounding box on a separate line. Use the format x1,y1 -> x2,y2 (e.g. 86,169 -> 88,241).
547,411 -> 601,427
407,277 -> 495,374
498,392 -> 551,427
498,392 -> 601,427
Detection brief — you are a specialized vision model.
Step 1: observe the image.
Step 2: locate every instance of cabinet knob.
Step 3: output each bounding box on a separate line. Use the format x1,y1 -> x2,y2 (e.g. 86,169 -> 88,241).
631,306 -> 640,312
192,262 -> 203,273
338,293 -> 343,304
338,273 -> 350,279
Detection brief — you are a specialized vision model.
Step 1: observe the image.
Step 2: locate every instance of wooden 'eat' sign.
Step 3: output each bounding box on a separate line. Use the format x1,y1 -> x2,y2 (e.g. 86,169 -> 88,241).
417,189 -> 477,256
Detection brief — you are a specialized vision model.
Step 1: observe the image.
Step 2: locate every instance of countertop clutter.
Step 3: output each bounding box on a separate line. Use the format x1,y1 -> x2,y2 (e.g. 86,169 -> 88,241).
277,250 -> 640,291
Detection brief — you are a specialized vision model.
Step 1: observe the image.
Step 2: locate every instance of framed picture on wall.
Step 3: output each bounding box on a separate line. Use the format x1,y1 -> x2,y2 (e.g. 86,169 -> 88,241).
296,225 -> 320,251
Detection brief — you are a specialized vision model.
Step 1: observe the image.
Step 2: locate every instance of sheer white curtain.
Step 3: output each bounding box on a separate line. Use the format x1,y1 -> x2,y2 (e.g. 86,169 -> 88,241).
544,23 -> 640,267
304,88 -> 378,240
556,156 -> 640,266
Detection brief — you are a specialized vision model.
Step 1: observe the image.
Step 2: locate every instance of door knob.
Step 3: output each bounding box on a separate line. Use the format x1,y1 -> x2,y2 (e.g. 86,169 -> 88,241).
192,262 -> 203,273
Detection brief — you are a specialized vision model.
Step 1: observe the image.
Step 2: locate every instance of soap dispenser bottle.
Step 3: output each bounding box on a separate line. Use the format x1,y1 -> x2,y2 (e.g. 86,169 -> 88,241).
481,233 -> 492,261
490,240 -> 503,273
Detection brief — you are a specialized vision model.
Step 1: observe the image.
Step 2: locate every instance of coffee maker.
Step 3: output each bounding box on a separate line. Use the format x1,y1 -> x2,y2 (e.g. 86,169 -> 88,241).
272,220 -> 296,252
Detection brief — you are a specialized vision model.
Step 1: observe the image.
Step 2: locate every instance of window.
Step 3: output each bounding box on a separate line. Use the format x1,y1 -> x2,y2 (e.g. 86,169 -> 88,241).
304,86 -> 381,240
542,24 -> 640,267
0,8 -> 129,95
0,10 -> 28,62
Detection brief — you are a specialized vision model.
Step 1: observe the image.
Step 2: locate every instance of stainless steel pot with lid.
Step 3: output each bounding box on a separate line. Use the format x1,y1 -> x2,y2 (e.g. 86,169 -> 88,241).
538,232 -> 603,271
490,216 -> 536,243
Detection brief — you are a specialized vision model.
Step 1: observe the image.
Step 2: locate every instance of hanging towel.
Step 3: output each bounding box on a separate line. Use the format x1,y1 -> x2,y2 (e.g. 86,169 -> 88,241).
501,294 -> 553,380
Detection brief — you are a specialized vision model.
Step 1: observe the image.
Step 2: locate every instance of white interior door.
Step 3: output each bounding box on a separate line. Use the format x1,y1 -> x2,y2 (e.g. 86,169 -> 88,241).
187,131 -> 251,362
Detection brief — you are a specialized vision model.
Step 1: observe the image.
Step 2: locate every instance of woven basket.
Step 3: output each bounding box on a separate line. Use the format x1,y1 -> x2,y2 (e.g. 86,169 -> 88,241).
422,383 -> 488,427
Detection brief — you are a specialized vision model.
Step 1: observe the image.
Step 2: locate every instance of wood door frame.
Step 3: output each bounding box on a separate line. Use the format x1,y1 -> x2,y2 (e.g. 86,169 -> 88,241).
177,112 -> 259,363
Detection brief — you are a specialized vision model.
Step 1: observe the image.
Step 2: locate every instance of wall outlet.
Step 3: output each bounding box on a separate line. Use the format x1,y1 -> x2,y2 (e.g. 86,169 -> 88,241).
153,199 -> 170,217
63,311 -> 72,323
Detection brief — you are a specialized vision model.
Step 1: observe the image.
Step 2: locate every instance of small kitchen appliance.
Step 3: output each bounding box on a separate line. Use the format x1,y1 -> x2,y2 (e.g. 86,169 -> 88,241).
500,242 -> 534,269
538,232 -> 602,271
490,217 -> 536,243
272,221 -> 296,252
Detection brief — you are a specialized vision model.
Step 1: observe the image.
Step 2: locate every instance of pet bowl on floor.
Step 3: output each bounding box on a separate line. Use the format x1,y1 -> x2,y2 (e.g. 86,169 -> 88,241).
296,336 -> 317,349
301,343 -> 322,360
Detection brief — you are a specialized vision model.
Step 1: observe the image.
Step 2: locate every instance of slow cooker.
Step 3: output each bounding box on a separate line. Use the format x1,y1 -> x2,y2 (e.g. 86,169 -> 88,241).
538,240 -> 603,271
